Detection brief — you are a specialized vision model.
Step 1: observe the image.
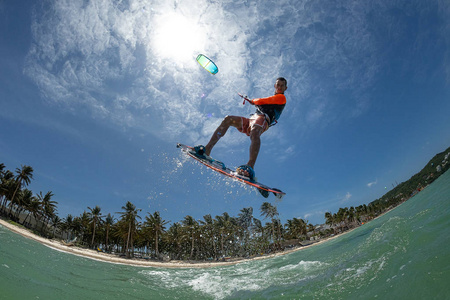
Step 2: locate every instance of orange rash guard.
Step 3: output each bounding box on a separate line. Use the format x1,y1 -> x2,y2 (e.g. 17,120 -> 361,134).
252,94 -> 286,125
252,94 -> 286,106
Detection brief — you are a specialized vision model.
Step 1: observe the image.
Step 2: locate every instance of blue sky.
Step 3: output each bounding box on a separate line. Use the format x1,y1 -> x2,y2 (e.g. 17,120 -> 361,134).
1,0 -> 450,225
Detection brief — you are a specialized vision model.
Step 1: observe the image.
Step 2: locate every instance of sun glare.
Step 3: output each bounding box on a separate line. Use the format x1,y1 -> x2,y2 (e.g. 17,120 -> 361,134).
153,13 -> 206,63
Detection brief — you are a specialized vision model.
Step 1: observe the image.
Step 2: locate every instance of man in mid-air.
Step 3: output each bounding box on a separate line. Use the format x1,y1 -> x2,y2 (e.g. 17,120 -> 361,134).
193,77 -> 288,181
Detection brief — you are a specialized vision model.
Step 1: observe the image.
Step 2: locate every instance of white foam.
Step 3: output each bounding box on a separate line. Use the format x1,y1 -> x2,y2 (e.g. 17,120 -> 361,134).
188,271 -> 262,299
279,260 -> 324,272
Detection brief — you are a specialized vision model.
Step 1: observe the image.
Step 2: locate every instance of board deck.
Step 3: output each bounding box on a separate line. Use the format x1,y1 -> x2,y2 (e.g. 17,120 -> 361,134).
177,143 -> 285,199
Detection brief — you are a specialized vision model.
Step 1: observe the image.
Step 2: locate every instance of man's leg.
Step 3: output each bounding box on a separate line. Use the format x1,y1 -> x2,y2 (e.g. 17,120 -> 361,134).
247,127 -> 263,169
204,115 -> 242,156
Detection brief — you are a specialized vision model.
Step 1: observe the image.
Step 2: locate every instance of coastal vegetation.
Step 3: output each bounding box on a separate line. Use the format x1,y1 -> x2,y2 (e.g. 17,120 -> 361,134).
1,146 -> 449,262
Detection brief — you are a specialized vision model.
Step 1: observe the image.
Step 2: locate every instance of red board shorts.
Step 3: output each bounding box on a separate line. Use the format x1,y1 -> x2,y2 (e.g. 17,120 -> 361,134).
238,114 -> 269,136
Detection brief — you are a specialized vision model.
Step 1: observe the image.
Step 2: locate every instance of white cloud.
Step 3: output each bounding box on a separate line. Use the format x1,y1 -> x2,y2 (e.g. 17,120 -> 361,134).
274,144 -> 295,163
25,0 -> 258,140
24,0 -> 393,143
341,192 -> 352,203
303,213 -> 313,220
367,179 -> 378,188
303,211 -> 326,224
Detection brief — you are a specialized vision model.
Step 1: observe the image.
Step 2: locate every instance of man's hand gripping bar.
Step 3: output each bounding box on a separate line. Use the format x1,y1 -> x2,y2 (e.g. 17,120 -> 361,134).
238,92 -> 253,105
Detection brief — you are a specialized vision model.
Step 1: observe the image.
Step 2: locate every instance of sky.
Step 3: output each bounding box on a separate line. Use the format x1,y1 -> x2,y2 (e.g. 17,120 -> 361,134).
1,0 -> 450,225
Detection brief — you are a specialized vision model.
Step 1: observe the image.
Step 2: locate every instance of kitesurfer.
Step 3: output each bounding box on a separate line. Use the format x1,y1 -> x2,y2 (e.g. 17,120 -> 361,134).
193,77 -> 287,180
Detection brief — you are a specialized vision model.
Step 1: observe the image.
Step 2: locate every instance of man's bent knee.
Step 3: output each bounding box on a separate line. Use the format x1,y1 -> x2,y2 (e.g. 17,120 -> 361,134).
223,115 -> 240,127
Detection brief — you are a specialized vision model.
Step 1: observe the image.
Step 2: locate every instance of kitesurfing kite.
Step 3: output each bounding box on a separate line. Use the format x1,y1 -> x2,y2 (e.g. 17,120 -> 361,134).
196,54 -> 218,75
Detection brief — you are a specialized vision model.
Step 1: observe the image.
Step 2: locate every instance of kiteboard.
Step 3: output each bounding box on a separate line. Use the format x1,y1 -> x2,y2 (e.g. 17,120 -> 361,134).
177,143 -> 285,199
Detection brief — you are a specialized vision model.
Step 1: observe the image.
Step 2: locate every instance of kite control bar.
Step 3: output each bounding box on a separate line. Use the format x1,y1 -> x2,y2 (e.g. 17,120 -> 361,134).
238,93 -> 253,105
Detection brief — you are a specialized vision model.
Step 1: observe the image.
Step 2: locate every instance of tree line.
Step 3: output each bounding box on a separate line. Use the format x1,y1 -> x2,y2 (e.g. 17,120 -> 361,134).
1,147 -> 448,261
325,147 -> 450,233
0,163 -> 310,260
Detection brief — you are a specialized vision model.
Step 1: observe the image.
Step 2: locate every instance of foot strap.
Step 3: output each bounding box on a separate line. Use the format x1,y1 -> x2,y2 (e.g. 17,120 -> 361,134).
236,165 -> 255,181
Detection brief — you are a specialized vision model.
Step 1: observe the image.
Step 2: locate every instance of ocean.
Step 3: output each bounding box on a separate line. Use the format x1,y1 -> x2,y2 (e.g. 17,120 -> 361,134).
1,170 -> 449,299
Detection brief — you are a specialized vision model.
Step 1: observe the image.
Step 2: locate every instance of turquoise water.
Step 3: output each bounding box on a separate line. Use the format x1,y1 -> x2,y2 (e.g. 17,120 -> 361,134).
1,171 -> 449,299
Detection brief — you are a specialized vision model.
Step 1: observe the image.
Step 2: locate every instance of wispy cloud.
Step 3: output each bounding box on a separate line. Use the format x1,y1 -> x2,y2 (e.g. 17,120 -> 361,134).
25,0 -> 257,141
303,211 -> 325,223
24,0 -> 391,143
367,179 -> 378,188
341,192 -> 352,203
273,145 -> 295,163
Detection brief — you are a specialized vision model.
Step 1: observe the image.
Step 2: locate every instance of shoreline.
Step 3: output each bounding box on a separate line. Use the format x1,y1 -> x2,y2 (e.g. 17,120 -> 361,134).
0,213 -> 382,269
1,217 -> 356,268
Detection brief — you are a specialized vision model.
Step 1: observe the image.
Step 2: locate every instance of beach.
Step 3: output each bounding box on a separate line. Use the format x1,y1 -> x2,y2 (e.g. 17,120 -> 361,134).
0,217 -> 355,268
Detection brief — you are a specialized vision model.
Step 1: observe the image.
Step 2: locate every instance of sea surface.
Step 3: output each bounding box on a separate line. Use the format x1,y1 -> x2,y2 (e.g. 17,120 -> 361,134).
1,171 -> 449,300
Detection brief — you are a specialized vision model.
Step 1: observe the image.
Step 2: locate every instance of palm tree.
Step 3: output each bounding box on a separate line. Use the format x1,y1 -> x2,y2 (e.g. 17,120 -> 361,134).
199,214 -> 217,260
251,217 -> 268,254
238,207 -> 253,233
182,215 -> 198,260
347,207 -> 356,227
23,196 -> 41,228
118,201 -> 141,258
260,202 -> 280,247
0,169 -> 14,213
285,217 -> 307,239
62,214 -> 74,240
79,212 -> 91,242
307,222 -> 315,239
104,213 -> 114,252
9,165 -> 33,216
165,222 -> 183,260
38,191 -> 57,234
324,212 -> 336,235
144,211 -> 169,258
88,206 -> 102,248
252,218 -> 264,236
51,215 -> 62,238
10,189 -> 24,220
263,221 -> 276,249
238,207 -> 253,255
215,212 -> 234,257
325,212 -> 334,227
15,189 -> 33,221
72,216 -> 83,240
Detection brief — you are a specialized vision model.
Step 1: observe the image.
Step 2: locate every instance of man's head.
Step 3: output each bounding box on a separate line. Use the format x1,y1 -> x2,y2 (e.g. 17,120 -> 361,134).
274,77 -> 287,94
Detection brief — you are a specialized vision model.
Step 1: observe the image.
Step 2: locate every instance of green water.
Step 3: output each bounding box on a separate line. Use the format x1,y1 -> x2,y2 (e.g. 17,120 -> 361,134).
1,171 -> 449,299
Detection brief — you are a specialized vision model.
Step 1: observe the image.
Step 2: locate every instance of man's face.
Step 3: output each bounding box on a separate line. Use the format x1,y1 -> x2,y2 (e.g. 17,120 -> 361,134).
274,79 -> 287,94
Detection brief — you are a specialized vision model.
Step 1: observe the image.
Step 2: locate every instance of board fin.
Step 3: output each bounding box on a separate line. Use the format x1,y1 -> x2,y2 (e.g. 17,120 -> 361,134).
258,189 -> 270,198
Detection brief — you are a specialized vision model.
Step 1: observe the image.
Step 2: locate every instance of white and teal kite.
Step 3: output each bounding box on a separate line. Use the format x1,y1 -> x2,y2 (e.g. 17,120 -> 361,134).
196,54 -> 218,75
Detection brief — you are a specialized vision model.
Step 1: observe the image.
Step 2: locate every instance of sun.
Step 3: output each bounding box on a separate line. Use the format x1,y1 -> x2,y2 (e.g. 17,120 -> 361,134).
152,13 -> 206,63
